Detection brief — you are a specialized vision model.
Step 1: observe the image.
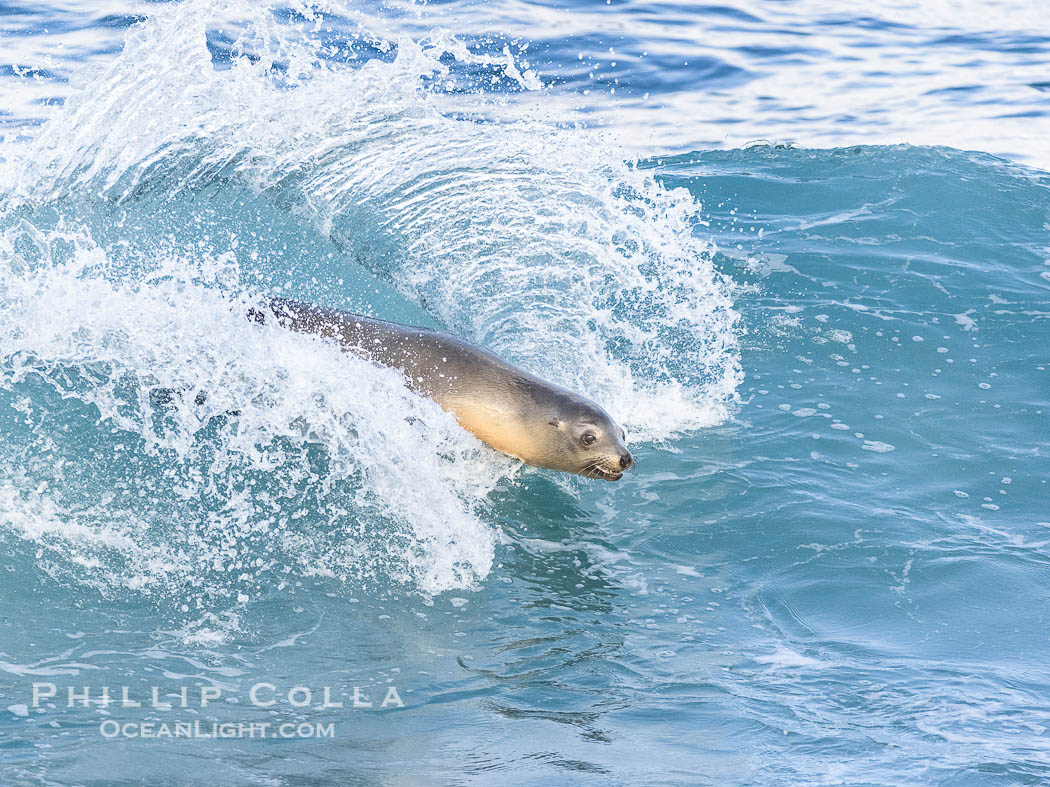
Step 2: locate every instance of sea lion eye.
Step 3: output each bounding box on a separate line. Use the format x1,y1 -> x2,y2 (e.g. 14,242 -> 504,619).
581,432 -> 597,446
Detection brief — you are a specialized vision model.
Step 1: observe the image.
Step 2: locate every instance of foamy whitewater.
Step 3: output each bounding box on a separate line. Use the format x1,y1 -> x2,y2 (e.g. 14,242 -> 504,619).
1,1 -> 1048,783
1,0 -> 740,599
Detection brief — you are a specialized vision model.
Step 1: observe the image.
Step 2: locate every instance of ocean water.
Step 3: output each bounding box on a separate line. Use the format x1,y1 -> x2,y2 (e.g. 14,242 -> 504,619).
0,1 -> 1048,784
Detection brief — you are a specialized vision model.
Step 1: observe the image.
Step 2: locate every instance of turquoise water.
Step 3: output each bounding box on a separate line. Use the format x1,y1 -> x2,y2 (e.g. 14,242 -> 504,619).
1,2 -> 1049,784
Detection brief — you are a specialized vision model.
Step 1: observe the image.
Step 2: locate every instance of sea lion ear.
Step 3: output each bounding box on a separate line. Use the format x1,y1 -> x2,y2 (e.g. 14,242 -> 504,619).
548,418 -> 562,429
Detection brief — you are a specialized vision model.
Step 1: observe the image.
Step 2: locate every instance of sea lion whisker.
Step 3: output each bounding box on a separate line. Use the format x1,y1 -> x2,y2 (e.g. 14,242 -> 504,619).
581,459 -> 603,477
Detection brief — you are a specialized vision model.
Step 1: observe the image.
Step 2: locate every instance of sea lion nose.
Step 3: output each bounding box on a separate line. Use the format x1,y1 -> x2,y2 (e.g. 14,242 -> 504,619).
619,451 -> 633,470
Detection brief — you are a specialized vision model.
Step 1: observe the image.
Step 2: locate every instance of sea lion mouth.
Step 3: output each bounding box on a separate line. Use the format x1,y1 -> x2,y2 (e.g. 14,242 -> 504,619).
580,461 -> 624,481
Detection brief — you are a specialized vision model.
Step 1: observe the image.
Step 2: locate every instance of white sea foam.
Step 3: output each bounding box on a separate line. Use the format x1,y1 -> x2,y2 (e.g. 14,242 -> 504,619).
0,0 -> 741,603
755,647 -> 823,669
0,229 -> 506,599
861,440 -> 896,453
8,0 -> 741,441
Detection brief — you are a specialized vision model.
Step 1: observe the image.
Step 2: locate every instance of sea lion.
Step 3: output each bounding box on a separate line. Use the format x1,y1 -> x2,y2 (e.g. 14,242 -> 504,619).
249,298 -> 633,480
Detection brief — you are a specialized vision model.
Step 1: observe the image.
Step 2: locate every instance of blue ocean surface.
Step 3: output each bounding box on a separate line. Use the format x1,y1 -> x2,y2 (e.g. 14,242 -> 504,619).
1,1 -> 1049,784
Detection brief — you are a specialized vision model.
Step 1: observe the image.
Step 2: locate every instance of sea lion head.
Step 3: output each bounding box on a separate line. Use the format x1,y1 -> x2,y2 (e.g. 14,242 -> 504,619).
545,399 -> 633,481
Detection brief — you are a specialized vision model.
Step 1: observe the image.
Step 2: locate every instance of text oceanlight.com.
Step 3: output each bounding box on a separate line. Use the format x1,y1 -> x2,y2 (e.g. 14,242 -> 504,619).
99,720 -> 335,739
